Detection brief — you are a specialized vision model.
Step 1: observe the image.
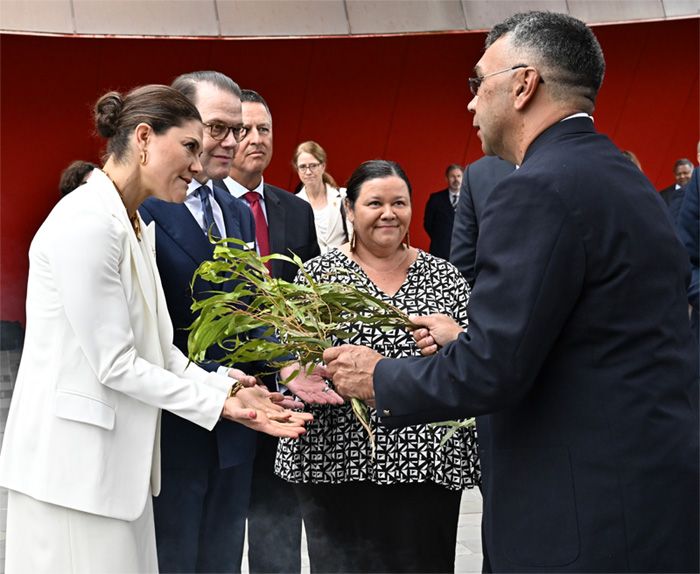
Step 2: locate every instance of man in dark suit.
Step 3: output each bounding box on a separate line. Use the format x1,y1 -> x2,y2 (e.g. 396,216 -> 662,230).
658,158 -> 694,207
423,164 -> 462,260
324,12 -> 698,573
223,89 -> 320,574
450,156 -> 515,286
139,71 -> 258,574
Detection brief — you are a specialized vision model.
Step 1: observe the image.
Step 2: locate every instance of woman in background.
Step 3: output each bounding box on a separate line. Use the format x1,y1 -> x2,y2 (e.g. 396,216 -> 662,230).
293,140 -> 349,252
0,84 -> 310,574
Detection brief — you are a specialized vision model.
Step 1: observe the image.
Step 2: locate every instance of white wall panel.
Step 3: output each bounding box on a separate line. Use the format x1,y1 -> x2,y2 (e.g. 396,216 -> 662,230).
568,0 -> 665,24
462,0 -> 568,31
346,0 -> 465,34
73,0 -> 219,36
0,0 -> 73,34
217,0 -> 349,36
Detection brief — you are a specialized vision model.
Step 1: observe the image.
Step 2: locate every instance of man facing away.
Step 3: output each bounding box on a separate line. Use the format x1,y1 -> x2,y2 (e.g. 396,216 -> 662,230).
324,12 -> 699,573
222,88 -> 320,574
139,71 -> 258,574
423,163 -> 462,260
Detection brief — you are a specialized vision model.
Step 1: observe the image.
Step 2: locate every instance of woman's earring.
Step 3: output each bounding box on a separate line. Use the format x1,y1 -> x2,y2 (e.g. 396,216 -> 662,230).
403,230 -> 410,248
349,231 -> 356,252
140,150 -> 148,165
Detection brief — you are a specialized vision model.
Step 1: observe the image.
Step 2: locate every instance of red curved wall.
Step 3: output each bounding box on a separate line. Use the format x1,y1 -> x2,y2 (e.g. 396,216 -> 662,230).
1,18 -> 698,323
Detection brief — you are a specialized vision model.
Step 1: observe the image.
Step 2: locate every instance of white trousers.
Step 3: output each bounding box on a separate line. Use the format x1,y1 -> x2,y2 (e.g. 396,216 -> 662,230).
5,489 -> 158,574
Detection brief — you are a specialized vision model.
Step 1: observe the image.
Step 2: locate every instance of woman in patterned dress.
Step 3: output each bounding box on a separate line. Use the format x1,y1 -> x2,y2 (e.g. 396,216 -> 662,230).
276,160 -> 479,573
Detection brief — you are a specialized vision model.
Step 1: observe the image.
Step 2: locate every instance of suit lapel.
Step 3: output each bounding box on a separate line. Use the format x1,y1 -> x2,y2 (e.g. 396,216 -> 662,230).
142,199 -> 214,266
95,170 -> 159,322
264,185 -> 286,277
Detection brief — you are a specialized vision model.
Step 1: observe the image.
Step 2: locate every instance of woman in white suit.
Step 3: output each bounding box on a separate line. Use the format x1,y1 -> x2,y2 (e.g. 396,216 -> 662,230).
0,85 -> 311,573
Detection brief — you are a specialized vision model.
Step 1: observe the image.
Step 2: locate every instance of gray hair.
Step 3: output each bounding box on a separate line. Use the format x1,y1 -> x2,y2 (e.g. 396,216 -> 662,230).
487,11 -> 605,112
171,71 -> 241,105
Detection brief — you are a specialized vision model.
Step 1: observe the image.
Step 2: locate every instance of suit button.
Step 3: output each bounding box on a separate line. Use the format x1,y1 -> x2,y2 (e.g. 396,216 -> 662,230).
382,409 -> 391,417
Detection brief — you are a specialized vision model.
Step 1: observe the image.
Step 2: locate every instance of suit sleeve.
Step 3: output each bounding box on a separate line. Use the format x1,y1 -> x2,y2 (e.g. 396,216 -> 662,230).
47,209 -> 228,430
450,167 -> 479,286
423,195 -> 436,235
677,168 -> 699,310
375,174 -> 585,427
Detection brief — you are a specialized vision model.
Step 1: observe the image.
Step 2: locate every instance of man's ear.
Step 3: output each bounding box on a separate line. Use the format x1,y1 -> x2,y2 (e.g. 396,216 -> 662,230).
513,68 -> 541,110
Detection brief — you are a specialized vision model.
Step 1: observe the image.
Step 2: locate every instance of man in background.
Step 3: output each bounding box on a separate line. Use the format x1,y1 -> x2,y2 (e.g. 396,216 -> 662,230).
659,157 -> 694,210
223,88 -> 320,573
423,164 -> 462,260
140,71 -> 257,574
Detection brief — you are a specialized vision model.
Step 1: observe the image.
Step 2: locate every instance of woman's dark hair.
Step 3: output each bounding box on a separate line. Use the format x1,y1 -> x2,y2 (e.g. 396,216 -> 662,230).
345,160 -> 412,208
94,84 -> 202,163
59,160 -> 97,196
293,141 -> 339,189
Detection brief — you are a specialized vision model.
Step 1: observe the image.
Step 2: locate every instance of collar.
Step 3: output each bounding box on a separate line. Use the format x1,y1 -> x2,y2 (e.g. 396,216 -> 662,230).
560,112 -> 594,123
187,179 -> 213,197
224,175 -> 265,199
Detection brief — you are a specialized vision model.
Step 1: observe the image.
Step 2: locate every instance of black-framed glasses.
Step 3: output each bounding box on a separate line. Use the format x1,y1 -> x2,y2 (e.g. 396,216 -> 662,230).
468,64 -> 529,96
297,162 -> 321,173
204,122 -> 248,143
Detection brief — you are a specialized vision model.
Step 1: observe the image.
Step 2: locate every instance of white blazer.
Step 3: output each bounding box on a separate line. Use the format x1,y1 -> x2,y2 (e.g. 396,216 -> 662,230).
0,170 -> 231,521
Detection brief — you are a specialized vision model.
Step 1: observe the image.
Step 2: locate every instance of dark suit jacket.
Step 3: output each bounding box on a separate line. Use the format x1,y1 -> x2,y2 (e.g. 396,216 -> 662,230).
423,188 -> 455,260
658,183 -> 677,206
677,167 -> 699,335
139,188 -> 257,470
262,183 -> 321,282
450,156 -> 516,286
217,181 -> 320,282
374,118 -> 699,572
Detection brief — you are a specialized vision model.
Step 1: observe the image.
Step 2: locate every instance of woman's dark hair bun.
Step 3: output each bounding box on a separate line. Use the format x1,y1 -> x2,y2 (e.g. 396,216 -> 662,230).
94,91 -> 124,138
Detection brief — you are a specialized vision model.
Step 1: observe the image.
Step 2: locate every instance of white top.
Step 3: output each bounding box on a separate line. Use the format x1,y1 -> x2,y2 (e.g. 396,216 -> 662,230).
297,183 -> 349,253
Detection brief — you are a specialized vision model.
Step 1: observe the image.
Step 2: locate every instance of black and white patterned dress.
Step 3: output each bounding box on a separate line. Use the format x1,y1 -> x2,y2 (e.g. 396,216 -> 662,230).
276,248 -> 480,491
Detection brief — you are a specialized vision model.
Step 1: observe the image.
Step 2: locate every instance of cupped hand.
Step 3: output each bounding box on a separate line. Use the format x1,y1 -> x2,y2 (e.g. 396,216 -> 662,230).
408,314 -> 464,355
280,363 -> 344,405
222,385 -> 313,438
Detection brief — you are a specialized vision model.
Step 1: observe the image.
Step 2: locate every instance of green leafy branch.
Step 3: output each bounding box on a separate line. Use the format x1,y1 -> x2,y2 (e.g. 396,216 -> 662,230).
186,238 -> 414,445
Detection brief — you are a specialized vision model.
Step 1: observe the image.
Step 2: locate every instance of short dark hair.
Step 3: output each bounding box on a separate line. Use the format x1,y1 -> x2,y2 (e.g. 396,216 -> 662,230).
94,84 -> 201,163
59,160 -> 97,196
345,160 -> 412,208
240,89 -> 271,118
674,158 -> 694,171
171,71 -> 241,106
487,11 -> 605,111
445,164 -> 462,177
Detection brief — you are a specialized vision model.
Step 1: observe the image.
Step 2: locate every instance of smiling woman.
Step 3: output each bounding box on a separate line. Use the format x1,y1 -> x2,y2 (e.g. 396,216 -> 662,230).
0,84 -> 311,574
277,160 -> 479,574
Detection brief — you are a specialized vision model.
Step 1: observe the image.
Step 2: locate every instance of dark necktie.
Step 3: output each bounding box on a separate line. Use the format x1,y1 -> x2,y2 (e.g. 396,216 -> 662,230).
243,191 -> 271,272
195,185 -> 221,239
450,193 -> 459,208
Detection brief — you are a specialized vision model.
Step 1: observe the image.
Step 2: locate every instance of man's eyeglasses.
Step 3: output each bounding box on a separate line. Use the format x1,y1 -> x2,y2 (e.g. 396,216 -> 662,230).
204,122 -> 248,143
297,162 -> 321,173
468,64 -> 529,96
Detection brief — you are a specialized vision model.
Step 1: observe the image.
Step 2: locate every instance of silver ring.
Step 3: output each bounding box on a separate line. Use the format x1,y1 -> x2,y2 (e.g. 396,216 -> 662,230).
322,387 -> 330,393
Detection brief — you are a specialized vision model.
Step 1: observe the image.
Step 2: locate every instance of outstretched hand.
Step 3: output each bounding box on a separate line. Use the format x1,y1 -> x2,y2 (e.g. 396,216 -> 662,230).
280,363 -> 344,405
409,314 -> 464,356
222,385 -> 313,438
